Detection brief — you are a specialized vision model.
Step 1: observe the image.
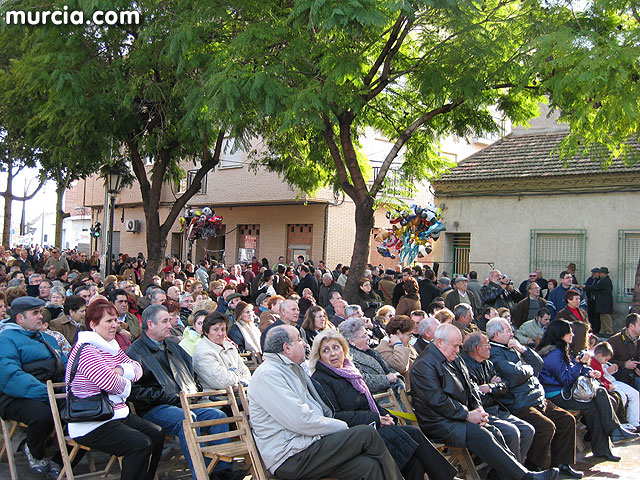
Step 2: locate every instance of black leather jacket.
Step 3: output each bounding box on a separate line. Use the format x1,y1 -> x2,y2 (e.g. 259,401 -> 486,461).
410,345 -> 481,447
480,281 -> 522,312
460,352 -> 508,415
125,333 -> 200,415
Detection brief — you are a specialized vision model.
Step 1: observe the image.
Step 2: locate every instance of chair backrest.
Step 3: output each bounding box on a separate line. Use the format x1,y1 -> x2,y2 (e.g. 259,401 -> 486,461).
372,388 -> 417,426
180,387 -> 267,480
239,351 -> 262,372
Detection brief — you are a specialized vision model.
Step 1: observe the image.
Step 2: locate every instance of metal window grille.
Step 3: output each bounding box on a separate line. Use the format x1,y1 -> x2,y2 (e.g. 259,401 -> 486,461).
451,233 -> 471,277
618,230 -> 640,301
530,230 -> 586,282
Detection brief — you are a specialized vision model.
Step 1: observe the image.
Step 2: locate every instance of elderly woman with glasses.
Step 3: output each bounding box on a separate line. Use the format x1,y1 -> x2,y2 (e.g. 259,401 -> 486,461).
338,318 -> 403,394
310,329 -> 457,480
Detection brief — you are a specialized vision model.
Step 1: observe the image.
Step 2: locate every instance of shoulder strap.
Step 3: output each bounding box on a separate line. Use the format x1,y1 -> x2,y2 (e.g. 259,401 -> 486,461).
66,343 -> 88,394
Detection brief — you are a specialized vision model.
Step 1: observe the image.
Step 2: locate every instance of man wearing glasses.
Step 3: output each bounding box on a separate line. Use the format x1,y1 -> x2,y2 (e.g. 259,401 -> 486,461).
43,248 -> 70,272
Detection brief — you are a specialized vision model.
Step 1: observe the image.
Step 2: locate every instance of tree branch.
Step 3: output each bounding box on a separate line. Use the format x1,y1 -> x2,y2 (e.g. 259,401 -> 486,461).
363,15 -> 406,87
322,115 -> 357,199
9,177 -> 46,201
370,98 -> 465,195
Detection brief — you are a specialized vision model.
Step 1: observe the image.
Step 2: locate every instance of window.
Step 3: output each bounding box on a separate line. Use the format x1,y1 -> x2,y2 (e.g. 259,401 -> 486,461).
618,230 -> 640,302
218,138 -> 244,169
451,233 -> 471,277
186,170 -> 207,195
529,230 -> 586,283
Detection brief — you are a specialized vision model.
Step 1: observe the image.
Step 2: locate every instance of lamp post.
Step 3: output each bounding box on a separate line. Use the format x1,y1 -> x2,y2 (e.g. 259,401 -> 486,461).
105,169 -> 123,276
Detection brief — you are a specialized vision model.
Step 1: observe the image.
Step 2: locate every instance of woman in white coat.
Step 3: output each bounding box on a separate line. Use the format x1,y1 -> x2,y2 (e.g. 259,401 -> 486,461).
193,312 -> 251,390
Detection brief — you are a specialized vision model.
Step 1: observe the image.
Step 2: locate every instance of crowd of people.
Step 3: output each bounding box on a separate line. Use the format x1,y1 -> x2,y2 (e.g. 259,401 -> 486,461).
0,244 -> 639,480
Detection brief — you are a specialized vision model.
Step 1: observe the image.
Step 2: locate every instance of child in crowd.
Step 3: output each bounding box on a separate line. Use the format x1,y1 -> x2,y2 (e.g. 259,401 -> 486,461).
590,342 -> 640,433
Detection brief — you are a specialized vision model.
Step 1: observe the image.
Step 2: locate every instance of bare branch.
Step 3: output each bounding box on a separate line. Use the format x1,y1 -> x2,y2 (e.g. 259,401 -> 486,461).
322,115 -> 357,199
370,98 -> 464,195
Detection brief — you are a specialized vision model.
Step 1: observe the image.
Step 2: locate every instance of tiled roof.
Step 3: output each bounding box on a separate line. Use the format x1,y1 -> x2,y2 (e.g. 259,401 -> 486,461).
436,132 -> 640,182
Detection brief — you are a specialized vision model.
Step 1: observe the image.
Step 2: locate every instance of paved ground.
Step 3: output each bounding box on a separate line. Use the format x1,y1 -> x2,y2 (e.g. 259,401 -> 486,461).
2,429 -> 640,479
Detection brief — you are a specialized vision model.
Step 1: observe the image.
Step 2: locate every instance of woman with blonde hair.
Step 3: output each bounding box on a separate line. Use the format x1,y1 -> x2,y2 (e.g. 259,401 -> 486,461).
309,330 -> 457,480
375,305 -> 395,326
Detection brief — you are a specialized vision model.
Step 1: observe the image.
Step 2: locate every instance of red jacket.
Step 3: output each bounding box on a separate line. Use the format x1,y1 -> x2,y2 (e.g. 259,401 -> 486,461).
589,356 -> 612,391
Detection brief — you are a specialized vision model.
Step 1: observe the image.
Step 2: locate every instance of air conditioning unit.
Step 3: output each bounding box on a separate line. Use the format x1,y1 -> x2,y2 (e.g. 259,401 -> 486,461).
126,219 -> 141,232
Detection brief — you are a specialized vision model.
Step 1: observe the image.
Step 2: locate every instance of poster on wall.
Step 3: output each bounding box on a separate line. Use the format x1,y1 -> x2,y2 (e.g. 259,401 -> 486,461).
238,247 -> 255,263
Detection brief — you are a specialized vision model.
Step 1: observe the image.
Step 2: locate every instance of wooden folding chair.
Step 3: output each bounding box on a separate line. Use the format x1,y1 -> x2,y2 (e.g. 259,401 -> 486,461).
434,444 -> 481,480
239,352 -> 262,373
46,380 -> 121,480
0,417 -> 22,480
180,386 -> 265,480
372,388 -> 418,426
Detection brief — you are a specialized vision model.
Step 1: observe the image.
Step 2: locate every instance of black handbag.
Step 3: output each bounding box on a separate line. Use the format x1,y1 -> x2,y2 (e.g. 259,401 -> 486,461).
61,344 -> 115,423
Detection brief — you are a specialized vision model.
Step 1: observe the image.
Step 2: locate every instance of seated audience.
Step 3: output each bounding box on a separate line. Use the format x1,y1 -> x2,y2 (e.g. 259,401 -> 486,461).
339,318 -> 403,394
66,299 -> 164,480
487,317 -> 581,477
258,294 -> 284,332
410,323 -> 559,480
126,304 -> 236,480
376,315 -> 417,390
608,312 -> 640,391
513,282 -> 547,328
396,278 -> 421,316
247,324 -> 403,479
49,294 -> 87,345
515,308 -> 551,347
536,320 -> 638,461
193,312 -> 251,390
310,329 -> 457,480
451,303 -> 480,340
555,289 -> 590,357
0,297 -> 67,477
178,309 -> 207,356
414,316 -> 440,355
227,301 -> 262,353
300,305 -> 333,347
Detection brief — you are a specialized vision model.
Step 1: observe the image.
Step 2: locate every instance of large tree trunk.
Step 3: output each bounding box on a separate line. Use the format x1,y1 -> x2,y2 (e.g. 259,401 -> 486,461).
632,255 -> 640,313
343,195 -> 375,303
2,164 -> 13,248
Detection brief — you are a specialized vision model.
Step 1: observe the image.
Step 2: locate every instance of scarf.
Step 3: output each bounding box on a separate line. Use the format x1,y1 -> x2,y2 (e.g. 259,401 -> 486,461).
237,320 -> 262,354
320,357 -> 379,414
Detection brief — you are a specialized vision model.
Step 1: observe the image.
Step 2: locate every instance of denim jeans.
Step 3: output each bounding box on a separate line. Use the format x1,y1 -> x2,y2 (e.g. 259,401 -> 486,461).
143,404 -> 230,478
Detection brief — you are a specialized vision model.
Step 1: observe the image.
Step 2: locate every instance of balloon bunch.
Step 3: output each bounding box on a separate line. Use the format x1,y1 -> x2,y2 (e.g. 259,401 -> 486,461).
375,203 -> 445,265
179,207 -> 223,245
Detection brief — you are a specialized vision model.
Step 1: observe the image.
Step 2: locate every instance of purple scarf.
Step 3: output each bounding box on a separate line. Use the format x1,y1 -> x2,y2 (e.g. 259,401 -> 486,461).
320,357 -> 379,415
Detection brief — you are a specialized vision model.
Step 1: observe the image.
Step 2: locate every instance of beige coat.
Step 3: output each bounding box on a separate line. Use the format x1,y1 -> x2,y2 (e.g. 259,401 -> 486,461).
193,336 -> 251,390
375,339 -> 418,390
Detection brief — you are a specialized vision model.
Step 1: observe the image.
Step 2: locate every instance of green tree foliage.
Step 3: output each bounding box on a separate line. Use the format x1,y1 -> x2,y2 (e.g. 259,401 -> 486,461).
215,0 -> 551,299
0,0 -> 249,283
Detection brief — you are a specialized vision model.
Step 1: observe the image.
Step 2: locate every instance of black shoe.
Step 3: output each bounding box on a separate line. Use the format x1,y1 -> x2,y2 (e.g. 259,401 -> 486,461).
558,464 -> 583,478
529,467 -> 559,480
524,460 -> 542,472
596,453 -> 621,462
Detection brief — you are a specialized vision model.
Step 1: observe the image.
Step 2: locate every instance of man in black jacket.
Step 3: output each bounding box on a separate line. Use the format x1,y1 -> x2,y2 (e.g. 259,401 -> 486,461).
486,318 -> 581,479
461,333 -> 534,463
481,270 -> 523,314
126,304 -> 238,480
583,266 -> 614,336
418,268 -> 441,311
410,323 -> 558,480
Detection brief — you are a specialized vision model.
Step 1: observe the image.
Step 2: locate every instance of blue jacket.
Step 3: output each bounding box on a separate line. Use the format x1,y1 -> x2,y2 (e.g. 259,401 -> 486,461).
537,346 -> 591,394
0,320 -> 67,406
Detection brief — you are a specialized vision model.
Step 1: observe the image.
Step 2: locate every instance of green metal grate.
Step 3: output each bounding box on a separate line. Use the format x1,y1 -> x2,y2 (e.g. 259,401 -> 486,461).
529,230 -> 586,283
617,230 -> 640,302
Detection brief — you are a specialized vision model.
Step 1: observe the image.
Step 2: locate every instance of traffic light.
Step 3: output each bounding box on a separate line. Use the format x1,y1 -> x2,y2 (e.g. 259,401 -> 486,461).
90,226 -> 95,237
93,222 -> 101,237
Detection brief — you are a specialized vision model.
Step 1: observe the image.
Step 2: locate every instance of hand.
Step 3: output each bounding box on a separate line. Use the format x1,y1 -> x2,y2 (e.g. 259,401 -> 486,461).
113,366 -> 124,376
490,375 -> 502,383
389,334 -> 402,346
606,364 -> 618,374
589,370 -> 601,379
506,284 -> 514,292
624,360 -> 640,370
479,384 -> 491,394
579,352 -> 590,364
466,408 -> 489,426
507,338 -> 525,352
386,373 -> 398,383
380,414 -> 395,426
120,329 -> 132,340
609,384 -> 616,392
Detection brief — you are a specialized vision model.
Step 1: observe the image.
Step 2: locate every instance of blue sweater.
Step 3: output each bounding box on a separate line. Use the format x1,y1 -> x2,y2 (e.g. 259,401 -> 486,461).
538,347 -> 591,395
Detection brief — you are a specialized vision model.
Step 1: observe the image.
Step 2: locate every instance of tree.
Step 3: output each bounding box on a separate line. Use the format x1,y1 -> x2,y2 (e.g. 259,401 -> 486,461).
0,129 -> 46,247
531,0 -> 640,312
216,0 -> 552,300
0,0 -> 249,284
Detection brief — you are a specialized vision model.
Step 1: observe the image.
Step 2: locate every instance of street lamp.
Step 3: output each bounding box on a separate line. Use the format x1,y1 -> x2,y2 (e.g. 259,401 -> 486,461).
105,168 -> 123,276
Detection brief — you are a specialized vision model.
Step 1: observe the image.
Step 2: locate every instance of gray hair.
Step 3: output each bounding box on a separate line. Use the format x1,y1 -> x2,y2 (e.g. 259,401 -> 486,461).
418,316 -> 440,336
433,323 -> 460,343
263,325 -> 294,354
149,288 -> 166,303
338,318 -> 365,342
119,280 -> 131,289
453,303 -> 472,320
145,285 -> 160,298
28,273 -> 42,285
141,304 -> 168,330
462,332 -> 488,353
322,272 -> 333,280
50,286 -> 66,298
486,318 -> 507,340
344,305 -> 363,319
7,278 -> 23,288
